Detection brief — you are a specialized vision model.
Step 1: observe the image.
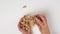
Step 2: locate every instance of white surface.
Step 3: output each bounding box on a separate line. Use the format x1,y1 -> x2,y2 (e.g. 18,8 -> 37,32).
0,0 -> 60,34
31,25 -> 41,34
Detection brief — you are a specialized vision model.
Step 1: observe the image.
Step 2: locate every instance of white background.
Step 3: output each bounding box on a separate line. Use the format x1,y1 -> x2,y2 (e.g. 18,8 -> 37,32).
0,0 -> 60,34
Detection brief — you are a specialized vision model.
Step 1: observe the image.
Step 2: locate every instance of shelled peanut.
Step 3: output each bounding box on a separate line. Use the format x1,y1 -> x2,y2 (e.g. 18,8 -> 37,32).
20,15 -> 36,31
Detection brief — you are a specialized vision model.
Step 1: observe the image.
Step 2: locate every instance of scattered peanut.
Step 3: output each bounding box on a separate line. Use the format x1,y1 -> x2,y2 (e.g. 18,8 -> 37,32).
23,5 -> 27,8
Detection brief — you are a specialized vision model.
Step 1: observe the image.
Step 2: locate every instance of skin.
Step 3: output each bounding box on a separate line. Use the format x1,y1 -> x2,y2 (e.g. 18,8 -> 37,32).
18,14 -> 50,34
35,14 -> 50,34
18,17 -> 31,34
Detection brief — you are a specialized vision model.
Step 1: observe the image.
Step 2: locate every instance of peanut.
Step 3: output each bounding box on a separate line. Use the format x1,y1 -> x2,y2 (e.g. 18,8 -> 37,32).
20,15 -> 36,31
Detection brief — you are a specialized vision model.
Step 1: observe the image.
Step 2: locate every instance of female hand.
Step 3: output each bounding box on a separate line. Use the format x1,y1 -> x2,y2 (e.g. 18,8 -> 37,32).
35,14 -> 50,34
18,16 -> 31,34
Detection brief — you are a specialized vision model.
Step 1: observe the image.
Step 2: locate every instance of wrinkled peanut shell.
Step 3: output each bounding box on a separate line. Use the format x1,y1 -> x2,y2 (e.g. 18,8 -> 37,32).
20,15 -> 36,31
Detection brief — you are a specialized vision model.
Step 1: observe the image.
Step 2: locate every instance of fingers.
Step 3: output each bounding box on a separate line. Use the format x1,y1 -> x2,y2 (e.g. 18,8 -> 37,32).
18,23 -> 31,32
35,17 -> 44,30
36,14 -> 47,25
28,27 -> 31,34
18,23 -> 26,32
35,17 -> 43,26
18,15 -> 31,33
18,16 -> 26,32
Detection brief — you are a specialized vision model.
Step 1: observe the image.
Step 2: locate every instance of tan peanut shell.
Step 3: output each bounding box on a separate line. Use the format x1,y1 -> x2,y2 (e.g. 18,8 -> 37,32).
20,15 -> 36,31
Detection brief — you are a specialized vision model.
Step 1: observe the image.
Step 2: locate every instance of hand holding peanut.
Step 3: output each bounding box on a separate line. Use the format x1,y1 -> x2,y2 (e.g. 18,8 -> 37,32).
18,14 -> 50,34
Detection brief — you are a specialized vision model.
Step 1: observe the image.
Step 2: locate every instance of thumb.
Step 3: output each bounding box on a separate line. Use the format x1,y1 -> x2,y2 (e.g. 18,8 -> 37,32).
28,26 -> 31,34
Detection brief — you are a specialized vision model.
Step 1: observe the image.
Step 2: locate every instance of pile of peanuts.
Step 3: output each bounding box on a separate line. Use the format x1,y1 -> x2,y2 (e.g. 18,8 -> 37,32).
20,16 -> 36,31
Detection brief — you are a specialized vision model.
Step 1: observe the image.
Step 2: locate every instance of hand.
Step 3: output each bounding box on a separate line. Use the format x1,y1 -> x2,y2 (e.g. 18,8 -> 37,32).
35,14 -> 50,34
18,16 -> 31,34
